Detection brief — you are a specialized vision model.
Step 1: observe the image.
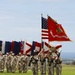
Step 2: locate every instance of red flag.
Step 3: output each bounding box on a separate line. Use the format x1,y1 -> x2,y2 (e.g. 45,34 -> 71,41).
54,45 -> 62,53
10,41 -> 15,51
31,41 -> 41,55
42,42 -> 51,54
20,41 -> 25,54
55,45 -> 62,49
48,16 -> 71,42
25,42 -> 32,56
34,41 -> 41,53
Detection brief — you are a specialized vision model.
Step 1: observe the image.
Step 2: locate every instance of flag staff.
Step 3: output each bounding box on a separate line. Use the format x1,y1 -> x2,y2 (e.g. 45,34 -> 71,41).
41,14 -> 42,50
47,15 -> 51,53
38,14 -> 43,56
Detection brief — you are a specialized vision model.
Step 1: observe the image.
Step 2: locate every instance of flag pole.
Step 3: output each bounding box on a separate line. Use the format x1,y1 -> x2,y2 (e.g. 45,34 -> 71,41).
47,15 -> 51,52
38,14 -> 43,56
41,14 -> 43,43
41,14 -> 44,55
41,14 -> 46,75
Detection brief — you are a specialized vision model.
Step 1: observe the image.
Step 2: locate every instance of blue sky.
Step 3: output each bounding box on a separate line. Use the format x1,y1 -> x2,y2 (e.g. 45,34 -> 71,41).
0,0 -> 75,53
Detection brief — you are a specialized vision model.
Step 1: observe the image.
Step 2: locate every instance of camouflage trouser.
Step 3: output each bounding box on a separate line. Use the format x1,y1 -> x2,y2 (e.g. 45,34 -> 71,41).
6,62 -> 12,72
18,63 -> 23,73
11,63 -> 17,73
40,62 -> 46,75
32,63 -> 38,75
48,63 -> 54,75
22,63 -> 28,73
0,62 -> 4,72
56,64 -> 62,75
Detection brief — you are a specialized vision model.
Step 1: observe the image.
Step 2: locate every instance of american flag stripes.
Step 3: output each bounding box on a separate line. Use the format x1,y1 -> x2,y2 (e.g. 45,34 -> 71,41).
41,17 -> 49,39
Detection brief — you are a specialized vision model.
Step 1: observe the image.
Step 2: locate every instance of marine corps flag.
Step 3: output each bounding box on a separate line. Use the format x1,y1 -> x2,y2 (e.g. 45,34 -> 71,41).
48,16 -> 71,42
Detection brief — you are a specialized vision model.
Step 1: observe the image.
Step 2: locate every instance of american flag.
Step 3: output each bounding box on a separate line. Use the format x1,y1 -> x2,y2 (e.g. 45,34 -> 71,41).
41,17 -> 49,39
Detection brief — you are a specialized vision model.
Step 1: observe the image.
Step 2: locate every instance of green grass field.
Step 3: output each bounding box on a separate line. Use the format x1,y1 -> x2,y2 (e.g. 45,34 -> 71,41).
62,64 -> 75,75
0,65 -> 75,75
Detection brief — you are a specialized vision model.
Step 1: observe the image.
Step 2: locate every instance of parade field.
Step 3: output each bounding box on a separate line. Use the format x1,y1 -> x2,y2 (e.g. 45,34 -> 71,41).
0,65 -> 75,75
61,65 -> 75,75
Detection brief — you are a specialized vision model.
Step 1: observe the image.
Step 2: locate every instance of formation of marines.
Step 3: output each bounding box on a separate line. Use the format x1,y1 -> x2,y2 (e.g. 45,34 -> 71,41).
29,46 -> 62,75
0,46 -> 62,75
0,51 -> 28,73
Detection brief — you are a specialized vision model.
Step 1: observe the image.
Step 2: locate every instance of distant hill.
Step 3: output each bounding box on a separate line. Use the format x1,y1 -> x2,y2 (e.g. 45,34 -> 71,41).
61,52 -> 75,60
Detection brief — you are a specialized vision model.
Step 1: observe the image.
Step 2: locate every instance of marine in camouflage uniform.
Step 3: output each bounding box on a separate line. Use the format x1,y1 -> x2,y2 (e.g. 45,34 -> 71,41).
18,52 -> 23,73
6,52 -> 13,72
47,51 -> 54,75
29,54 -> 38,75
55,57 -> 62,75
11,53 -> 17,73
51,46 -> 62,75
0,52 -> 5,72
22,54 -> 28,73
40,56 -> 46,75
39,49 -> 46,75
3,54 -> 6,72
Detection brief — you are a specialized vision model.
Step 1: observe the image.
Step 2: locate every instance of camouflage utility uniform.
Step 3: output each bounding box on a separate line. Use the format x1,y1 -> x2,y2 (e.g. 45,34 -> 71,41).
11,55 -> 17,73
6,53 -> 12,72
18,55 -> 23,73
55,58 -> 62,75
30,56 -> 38,75
47,52 -> 54,75
22,54 -> 28,73
0,54 -> 5,72
40,55 -> 46,75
